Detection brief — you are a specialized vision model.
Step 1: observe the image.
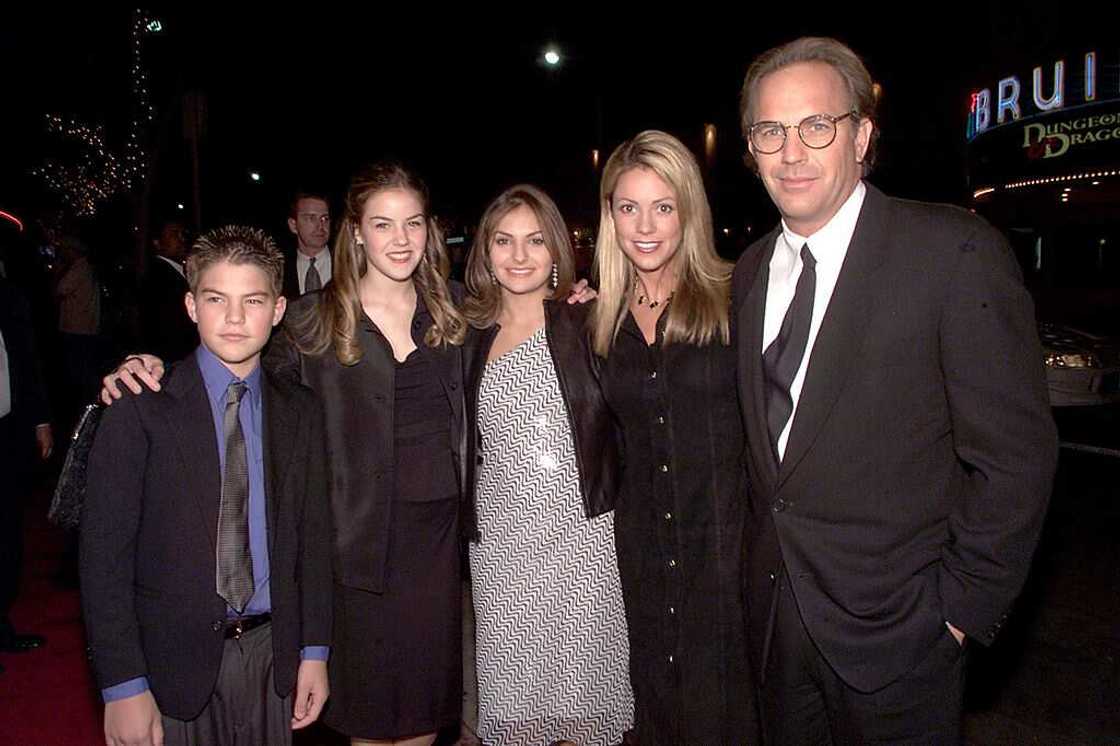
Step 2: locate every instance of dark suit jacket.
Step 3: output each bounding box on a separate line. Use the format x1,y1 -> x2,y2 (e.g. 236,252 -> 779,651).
0,280 -> 50,491
0,280 -> 50,434
139,257 -> 197,363
80,355 -> 332,720
732,185 -> 1057,693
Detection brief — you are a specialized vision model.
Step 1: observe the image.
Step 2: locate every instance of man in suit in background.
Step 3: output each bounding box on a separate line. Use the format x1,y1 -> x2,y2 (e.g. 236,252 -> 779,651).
283,192 -> 331,298
0,277 -> 53,665
139,220 -> 197,363
732,37 -> 1058,744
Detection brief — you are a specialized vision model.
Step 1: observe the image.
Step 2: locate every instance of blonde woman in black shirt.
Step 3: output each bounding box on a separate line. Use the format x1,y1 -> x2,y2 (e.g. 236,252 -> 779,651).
591,130 -> 758,745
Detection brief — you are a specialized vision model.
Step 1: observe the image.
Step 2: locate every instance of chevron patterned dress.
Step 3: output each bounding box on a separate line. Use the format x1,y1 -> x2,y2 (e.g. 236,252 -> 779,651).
470,328 -> 635,746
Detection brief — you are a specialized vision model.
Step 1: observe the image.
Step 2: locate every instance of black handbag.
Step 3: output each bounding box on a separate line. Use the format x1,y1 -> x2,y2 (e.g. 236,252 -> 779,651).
47,402 -> 103,529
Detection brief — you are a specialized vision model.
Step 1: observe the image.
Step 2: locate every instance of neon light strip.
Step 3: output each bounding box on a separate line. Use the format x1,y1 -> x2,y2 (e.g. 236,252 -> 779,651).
971,171 -> 1119,200
0,210 -> 23,232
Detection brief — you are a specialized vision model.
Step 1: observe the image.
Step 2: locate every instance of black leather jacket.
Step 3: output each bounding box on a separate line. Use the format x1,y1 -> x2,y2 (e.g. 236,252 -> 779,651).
463,300 -> 620,541
267,290 -> 467,593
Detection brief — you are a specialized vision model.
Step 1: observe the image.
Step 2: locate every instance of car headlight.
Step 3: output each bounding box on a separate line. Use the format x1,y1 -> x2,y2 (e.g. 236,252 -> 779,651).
1044,352 -> 1101,369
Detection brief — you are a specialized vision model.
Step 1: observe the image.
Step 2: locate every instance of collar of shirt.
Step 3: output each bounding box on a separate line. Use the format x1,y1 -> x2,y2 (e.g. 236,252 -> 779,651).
155,254 -> 185,277
777,180 -> 867,279
296,249 -> 331,272
763,181 -> 867,459
195,343 -> 262,411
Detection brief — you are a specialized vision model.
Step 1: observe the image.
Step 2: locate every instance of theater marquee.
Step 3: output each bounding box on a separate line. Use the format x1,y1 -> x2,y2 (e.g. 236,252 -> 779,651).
966,48 -> 1120,191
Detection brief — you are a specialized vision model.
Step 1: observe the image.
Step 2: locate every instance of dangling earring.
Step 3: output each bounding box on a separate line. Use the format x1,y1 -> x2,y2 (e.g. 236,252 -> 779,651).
550,263 -> 558,289
488,267 -> 498,284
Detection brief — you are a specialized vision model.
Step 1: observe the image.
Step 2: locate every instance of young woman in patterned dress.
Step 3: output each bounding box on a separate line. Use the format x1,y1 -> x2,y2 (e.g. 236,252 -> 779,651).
461,184 -> 635,746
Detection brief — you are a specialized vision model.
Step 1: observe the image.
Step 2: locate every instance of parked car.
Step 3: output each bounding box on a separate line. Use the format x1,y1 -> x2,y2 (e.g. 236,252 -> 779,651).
1039,322 -> 1120,406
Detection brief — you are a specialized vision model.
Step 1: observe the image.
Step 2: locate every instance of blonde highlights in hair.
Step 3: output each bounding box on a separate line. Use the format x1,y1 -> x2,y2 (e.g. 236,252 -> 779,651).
591,130 -> 731,357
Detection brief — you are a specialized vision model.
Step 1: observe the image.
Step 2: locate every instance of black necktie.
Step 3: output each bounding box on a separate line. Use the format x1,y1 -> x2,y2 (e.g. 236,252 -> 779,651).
304,257 -> 322,293
762,243 -> 817,462
216,381 -> 254,613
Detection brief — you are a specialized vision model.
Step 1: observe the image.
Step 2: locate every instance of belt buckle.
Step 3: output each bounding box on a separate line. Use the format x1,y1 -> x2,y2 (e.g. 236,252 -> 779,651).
231,619 -> 245,640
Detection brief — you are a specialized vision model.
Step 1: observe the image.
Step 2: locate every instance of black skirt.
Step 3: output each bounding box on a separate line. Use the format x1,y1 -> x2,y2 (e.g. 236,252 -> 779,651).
323,349 -> 462,739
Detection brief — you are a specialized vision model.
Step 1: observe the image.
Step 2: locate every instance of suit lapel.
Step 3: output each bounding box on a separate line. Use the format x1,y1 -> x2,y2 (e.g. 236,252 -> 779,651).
262,371 -> 298,553
776,186 -> 892,487
738,228 -> 781,490
163,360 -> 222,552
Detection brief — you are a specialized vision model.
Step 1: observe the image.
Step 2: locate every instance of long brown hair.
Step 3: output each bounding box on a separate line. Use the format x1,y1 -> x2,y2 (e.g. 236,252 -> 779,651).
289,163 -> 466,364
462,184 -> 575,329
590,130 -> 731,357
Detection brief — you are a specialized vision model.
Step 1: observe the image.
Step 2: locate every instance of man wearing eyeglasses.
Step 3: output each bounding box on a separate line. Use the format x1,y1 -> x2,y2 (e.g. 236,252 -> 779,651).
284,192 -> 332,298
732,37 -> 1057,744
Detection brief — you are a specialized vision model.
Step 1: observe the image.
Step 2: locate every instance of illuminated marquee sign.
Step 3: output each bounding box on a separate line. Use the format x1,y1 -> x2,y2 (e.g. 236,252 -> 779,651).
1021,109 -> 1120,159
967,49 -> 1120,141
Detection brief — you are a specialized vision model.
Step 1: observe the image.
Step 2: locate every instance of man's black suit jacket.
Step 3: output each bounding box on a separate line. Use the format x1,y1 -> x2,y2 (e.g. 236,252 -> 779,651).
80,355 -> 332,720
732,185 -> 1058,693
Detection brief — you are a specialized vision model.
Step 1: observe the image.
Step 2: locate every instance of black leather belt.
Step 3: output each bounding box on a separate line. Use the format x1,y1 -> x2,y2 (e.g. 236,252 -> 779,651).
223,613 -> 271,640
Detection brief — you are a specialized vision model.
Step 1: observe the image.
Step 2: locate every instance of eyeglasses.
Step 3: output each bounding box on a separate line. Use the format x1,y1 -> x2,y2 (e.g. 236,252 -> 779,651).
748,111 -> 859,154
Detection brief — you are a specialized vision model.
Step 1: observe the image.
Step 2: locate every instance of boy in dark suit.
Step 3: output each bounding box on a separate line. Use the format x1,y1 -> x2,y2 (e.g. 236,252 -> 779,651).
81,225 -> 332,746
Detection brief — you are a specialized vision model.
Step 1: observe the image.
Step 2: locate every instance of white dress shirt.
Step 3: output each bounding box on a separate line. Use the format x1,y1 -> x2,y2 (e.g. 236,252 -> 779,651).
296,249 -> 332,294
762,181 -> 867,459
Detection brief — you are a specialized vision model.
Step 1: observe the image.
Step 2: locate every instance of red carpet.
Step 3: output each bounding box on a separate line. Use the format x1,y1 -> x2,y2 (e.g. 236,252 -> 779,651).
0,488 -> 103,745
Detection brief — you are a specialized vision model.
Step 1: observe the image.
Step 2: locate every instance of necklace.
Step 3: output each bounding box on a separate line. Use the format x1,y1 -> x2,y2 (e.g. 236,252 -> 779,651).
635,286 -> 675,309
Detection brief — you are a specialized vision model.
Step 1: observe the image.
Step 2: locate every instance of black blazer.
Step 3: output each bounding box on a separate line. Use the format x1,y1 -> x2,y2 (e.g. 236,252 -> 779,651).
733,185 -> 1058,693
462,300 -> 620,541
139,257 -> 197,363
80,357 -> 333,720
0,280 -> 50,433
271,289 -> 467,594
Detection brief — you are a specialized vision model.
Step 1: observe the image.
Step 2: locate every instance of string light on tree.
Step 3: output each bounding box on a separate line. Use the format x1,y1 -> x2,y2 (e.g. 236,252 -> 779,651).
32,9 -> 161,217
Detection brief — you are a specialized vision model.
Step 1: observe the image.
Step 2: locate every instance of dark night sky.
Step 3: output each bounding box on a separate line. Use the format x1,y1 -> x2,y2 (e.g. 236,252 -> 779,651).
0,4 -> 1109,248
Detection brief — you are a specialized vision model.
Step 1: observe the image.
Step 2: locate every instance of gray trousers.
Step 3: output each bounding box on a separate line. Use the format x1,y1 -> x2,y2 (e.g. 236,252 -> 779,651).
162,623 -> 293,746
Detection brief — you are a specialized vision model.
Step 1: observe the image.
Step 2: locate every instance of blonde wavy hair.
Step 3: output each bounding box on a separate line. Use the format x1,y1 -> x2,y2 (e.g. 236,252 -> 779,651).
591,130 -> 731,357
289,163 -> 465,364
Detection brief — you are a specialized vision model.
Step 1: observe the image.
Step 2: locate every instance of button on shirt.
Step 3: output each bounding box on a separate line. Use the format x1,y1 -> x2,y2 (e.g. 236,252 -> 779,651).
762,181 -> 866,460
101,346 -> 327,703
